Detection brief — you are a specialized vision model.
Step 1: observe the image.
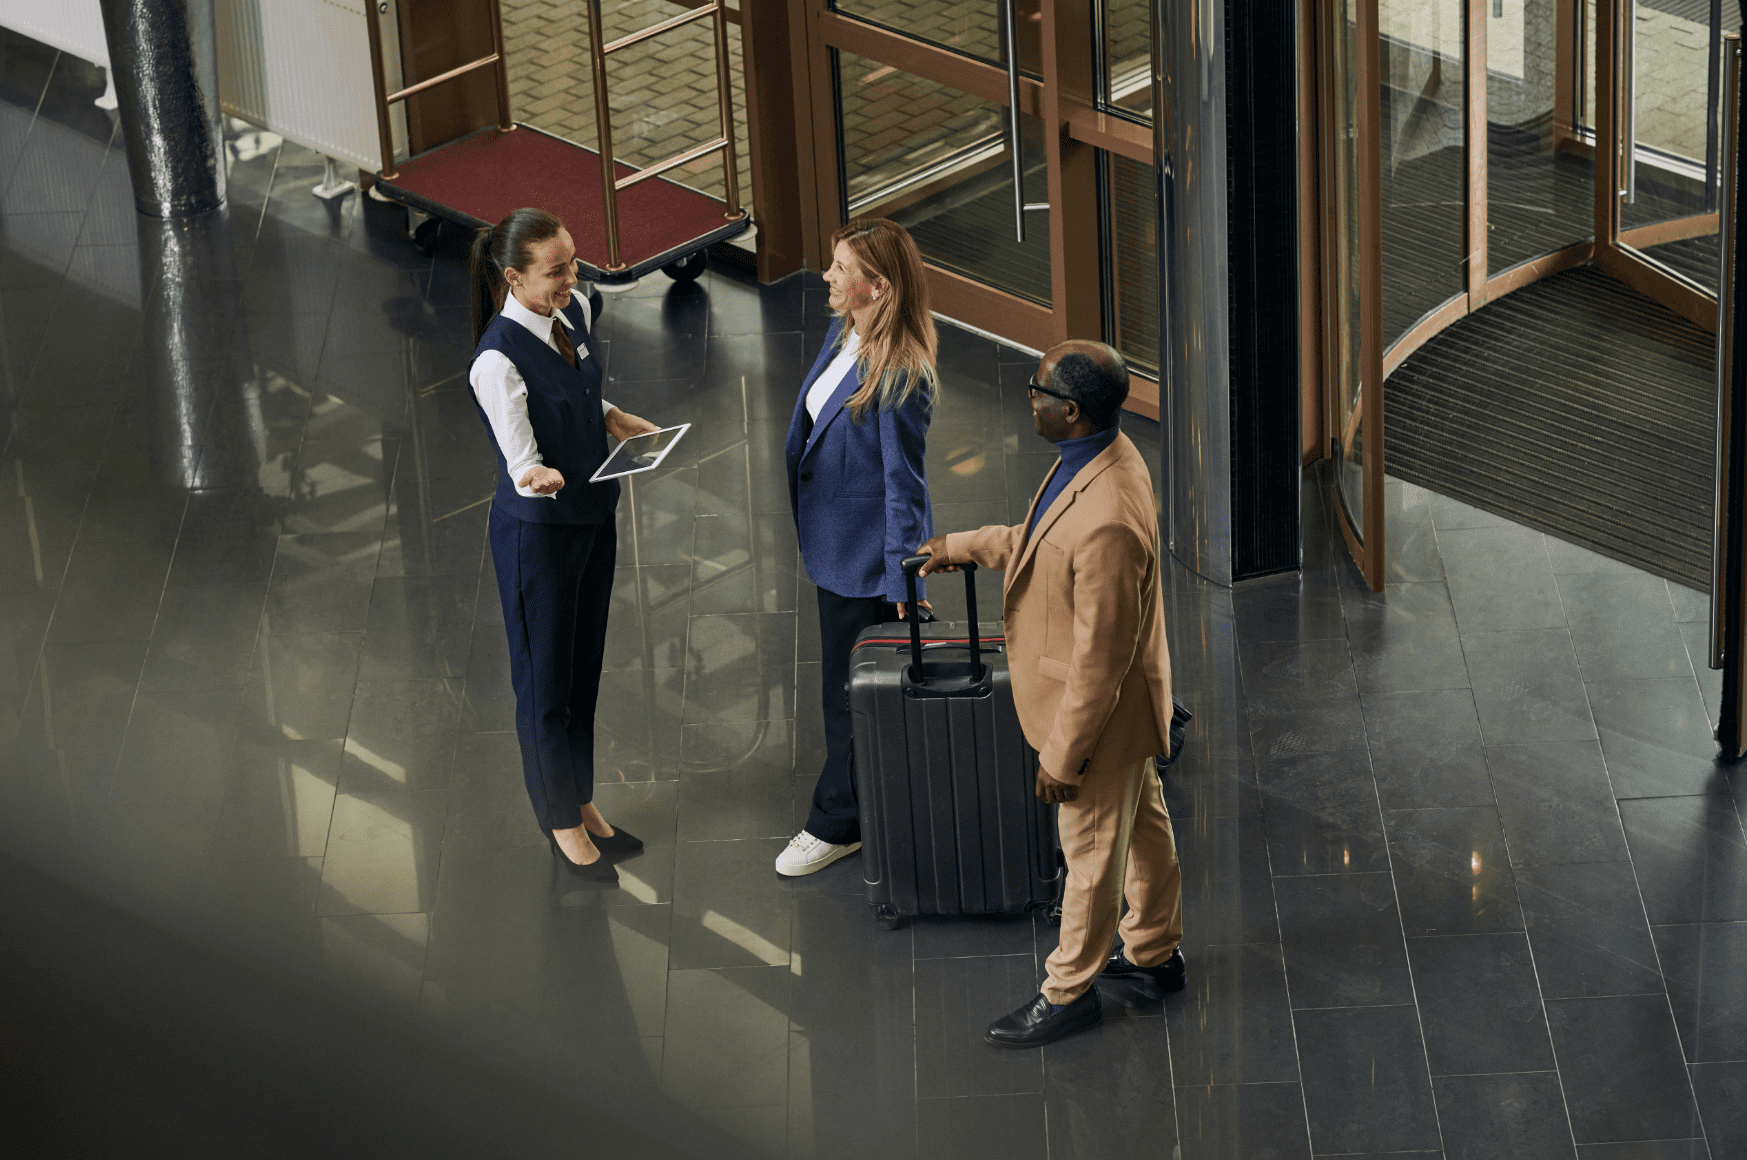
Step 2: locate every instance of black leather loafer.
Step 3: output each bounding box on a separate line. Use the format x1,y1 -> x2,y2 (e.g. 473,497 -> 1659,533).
589,825 -> 644,857
545,832 -> 620,885
1101,947 -> 1186,993
984,988 -> 1102,1049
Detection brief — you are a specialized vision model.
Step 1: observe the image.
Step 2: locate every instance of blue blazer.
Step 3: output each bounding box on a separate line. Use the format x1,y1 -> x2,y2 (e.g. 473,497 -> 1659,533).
786,318 -> 933,603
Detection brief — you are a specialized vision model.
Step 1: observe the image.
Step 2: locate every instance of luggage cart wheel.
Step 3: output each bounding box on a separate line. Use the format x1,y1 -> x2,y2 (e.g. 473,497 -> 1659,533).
411,215 -> 441,256
661,251 -> 708,282
873,905 -> 902,931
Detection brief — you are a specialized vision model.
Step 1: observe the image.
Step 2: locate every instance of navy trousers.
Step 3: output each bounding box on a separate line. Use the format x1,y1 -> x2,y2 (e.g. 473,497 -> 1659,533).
806,586 -> 899,845
488,508 -> 617,831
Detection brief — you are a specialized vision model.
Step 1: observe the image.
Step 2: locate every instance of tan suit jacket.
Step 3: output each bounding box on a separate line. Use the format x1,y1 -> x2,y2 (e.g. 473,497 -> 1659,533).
938,431 -> 1172,783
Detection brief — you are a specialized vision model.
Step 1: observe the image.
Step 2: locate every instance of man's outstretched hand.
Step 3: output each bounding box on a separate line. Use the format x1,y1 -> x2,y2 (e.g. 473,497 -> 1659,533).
1035,768 -> 1078,804
914,535 -> 958,576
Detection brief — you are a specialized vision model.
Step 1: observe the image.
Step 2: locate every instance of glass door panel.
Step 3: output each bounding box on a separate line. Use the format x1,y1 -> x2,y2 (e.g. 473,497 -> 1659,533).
1328,0 -> 1368,541
1486,0 -> 1597,270
1618,0 -> 1735,292
835,50 -> 1052,305
831,0 -> 1041,73
1379,0 -> 1467,347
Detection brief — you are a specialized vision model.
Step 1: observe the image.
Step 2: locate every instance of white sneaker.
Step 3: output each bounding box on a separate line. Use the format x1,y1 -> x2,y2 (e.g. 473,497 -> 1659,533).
775,831 -> 861,877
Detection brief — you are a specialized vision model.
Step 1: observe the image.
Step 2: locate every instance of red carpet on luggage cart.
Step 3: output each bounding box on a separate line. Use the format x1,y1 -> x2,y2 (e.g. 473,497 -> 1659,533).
377,124 -> 749,282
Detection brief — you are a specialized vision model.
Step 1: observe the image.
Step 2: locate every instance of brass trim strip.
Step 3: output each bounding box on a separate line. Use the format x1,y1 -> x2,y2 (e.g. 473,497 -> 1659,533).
384,54 -> 501,106
614,138 -> 731,190
603,5 -> 714,55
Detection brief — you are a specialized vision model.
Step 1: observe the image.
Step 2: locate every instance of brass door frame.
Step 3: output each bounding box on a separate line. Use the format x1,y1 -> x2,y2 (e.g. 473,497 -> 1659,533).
1316,0 -> 1386,591
791,1 -> 1160,417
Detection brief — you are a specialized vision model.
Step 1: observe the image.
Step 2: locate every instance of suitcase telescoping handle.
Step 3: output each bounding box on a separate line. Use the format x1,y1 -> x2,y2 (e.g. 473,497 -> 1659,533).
901,553 -> 982,686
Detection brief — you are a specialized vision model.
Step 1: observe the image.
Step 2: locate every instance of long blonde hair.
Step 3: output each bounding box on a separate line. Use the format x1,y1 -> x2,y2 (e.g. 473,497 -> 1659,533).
832,219 -> 939,417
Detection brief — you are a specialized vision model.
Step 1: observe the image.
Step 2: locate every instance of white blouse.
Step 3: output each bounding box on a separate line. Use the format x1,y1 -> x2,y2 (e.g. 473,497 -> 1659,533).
469,291 -> 615,498
806,328 -> 861,422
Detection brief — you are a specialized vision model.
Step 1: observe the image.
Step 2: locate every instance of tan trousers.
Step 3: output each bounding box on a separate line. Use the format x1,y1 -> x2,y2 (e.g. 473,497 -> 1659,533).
1042,755 -> 1184,1005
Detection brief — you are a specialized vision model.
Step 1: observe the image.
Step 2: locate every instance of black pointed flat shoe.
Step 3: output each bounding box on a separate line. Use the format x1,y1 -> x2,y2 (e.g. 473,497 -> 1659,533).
545,831 -> 619,884
587,825 -> 643,858
984,988 -> 1102,1049
1101,947 -> 1187,993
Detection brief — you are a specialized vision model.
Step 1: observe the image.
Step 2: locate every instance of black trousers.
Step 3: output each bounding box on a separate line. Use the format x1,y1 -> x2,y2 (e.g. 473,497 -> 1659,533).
806,586 -> 899,845
488,509 -> 617,831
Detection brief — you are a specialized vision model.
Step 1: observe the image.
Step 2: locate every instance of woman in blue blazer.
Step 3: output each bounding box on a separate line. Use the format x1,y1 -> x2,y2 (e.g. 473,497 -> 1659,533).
777,219 -> 939,877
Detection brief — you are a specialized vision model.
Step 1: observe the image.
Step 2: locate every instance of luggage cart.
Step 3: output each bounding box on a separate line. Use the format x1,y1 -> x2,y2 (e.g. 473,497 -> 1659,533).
361,0 -> 749,284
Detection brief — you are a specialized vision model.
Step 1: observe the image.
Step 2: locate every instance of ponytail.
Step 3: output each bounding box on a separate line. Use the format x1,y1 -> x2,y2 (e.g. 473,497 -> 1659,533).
469,207 -> 567,345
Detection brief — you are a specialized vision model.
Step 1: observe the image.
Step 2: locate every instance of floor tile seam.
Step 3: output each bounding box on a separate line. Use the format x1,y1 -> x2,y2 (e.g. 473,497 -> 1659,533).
1572,802 -> 1709,1151
1464,693 -> 1589,1155
912,1091 -> 1045,1102
1242,711 -> 1319,1160
1356,712 -> 1451,1159
1425,1067 -> 1563,1080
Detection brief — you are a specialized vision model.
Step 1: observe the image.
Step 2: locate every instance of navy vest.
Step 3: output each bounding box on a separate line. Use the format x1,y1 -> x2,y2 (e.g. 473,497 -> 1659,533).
472,296 -> 620,525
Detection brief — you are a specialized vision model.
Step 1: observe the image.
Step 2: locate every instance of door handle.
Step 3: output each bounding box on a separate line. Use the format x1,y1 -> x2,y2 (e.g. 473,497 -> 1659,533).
1002,0 -> 1048,243
1713,33 -> 1742,668
1622,0 -> 1637,203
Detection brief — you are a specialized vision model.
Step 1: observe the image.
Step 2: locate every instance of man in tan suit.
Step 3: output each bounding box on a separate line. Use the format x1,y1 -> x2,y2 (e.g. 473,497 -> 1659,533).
916,339 -> 1183,1049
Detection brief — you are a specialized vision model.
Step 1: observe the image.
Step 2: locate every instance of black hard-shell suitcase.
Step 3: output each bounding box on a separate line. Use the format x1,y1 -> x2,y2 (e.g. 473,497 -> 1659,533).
848,555 -> 1062,930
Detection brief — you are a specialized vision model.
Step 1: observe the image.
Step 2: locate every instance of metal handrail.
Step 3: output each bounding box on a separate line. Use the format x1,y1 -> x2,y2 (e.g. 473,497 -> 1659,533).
361,0 -> 745,263
363,0 -> 515,180
616,137 -> 730,191
586,0 -> 743,270
602,4 -> 714,55
384,53 -> 500,105
1001,0 -> 1047,243
1622,0 -> 1638,203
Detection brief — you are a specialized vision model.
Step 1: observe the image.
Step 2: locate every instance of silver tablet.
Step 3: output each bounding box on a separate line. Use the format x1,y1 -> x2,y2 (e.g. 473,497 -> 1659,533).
588,423 -> 690,482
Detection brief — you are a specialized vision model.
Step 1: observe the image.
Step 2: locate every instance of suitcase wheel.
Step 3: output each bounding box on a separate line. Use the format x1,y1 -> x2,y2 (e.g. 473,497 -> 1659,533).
873,904 -> 903,931
1046,904 -> 1063,927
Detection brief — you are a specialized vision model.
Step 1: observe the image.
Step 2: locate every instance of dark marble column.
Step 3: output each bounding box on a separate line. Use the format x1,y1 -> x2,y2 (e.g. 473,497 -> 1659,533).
98,0 -> 225,216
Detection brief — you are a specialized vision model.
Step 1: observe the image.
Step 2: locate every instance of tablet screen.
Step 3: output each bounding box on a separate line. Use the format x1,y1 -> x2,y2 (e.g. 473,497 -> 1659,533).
588,423 -> 690,482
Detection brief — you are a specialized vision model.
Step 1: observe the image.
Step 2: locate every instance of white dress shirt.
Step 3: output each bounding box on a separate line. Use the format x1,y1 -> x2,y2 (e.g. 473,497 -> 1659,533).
806,328 -> 861,422
470,291 -> 615,498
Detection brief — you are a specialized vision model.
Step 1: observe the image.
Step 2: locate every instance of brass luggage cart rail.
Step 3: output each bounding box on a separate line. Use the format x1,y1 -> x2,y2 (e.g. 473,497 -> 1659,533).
363,0 -> 743,273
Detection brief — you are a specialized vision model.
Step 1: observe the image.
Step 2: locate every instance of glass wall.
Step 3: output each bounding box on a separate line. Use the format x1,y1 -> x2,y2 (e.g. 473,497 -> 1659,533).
830,0 -> 1040,74
1486,0 -> 1596,270
1378,0 -> 1467,347
834,49 -> 1051,305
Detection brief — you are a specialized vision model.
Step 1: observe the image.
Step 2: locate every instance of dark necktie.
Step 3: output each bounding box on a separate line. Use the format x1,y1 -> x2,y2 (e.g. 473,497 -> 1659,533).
550,319 -> 577,367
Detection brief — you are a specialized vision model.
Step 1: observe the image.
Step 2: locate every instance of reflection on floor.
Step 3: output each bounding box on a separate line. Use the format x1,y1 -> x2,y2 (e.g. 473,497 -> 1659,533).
4,29 -> 1747,1160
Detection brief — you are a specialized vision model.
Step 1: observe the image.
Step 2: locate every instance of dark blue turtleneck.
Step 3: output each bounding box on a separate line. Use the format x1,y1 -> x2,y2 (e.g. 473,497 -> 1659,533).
1026,420 -> 1121,541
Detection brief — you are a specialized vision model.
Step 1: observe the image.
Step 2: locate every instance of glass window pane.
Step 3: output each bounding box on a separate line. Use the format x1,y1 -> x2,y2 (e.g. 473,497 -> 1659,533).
835,50 -> 1051,306
1101,0 -> 1152,121
1107,153 -> 1158,372
1379,0 -> 1467,348
1485,0 -> 1596,271
830,0 -> 1041,74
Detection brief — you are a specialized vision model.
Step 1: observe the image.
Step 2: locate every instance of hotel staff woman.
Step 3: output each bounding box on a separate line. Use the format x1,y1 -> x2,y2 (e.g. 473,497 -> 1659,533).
776,219 -> 939,877
469,207 -> 659,884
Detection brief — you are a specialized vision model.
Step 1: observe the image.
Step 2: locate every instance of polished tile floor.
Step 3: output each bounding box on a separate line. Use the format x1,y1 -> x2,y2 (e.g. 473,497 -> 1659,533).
3,30 -> 1747,1160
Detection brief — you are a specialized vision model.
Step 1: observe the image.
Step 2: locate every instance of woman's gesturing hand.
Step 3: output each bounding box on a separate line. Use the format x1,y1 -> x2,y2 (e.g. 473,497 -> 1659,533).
519,465 -> 566,495
605,407 -> 661,442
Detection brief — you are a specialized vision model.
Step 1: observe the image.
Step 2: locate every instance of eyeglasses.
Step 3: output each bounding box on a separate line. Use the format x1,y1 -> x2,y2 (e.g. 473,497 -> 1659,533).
1027,376 -> 1075,403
